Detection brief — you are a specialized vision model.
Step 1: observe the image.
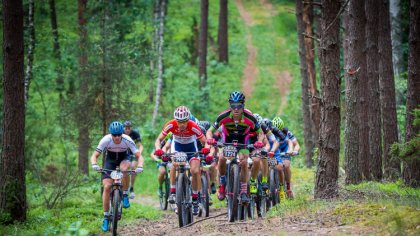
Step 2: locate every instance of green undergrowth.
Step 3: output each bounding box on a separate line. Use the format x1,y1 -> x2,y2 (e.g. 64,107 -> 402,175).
269,170 -> 420,235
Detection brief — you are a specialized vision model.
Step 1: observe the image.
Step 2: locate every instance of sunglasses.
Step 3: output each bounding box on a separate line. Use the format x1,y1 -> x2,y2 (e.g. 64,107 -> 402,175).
176,120 -> 188,124
230,104 -> 244,110
112,134 -> 122,137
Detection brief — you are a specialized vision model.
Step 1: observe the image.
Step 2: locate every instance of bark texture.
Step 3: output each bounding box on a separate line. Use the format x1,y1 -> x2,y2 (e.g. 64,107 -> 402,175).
218,0 -> 229,63
315,0 -> 341,199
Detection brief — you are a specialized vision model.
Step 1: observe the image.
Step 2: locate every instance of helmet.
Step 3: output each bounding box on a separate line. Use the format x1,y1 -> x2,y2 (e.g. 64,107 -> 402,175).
272,117 -> 284,130
199,120 -> 211,131
174,106 -> 191,122
262,118 -> 272,129
254,113 -> 263,124
123,120 -> 132,127
109,121 -> 124,135
228,91 -> 245,103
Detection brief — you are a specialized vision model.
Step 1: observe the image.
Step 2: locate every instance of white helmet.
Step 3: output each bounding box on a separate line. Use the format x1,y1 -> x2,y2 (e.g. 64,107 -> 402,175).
254,113 -> 263,124
174,106 -> 191,122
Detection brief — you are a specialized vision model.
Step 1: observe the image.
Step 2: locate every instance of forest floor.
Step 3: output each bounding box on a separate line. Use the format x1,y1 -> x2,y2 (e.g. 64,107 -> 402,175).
119,194 -> 374,236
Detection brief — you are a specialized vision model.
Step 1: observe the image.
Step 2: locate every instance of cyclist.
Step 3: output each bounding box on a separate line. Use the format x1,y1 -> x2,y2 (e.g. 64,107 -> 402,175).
205,91 -> 264,203
150,133 -> 172,198
91,121 -> 144,232
272,117 -> 299,198
154,106 -> 209,215
123,120 -> 144,199
248,115 -> 279,193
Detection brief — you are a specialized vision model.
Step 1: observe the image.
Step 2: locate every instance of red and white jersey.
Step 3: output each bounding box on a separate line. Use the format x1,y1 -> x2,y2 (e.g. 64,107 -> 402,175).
161,120 -> 204,144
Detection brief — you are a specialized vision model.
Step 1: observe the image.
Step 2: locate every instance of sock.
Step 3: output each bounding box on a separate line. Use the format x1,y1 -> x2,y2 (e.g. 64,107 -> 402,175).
262,176 -> 267,183
250,178 -> 256,185
123,191 -> 128,196
279,184 -> 284,191
170,185 -> 176,193
220,175 -> 226,185
240,182 -> 248,194
104,212 -> 109,217
286,182 -> 291,190
192,190 -> 199,200
129,187 -> 133,192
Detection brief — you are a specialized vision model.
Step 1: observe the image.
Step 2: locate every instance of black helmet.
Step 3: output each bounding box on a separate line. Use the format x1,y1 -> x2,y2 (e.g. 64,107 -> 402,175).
123,120 -> 132,127
262,118 -> 272,129
228,91 -> 245,103
199,120 -> 211,131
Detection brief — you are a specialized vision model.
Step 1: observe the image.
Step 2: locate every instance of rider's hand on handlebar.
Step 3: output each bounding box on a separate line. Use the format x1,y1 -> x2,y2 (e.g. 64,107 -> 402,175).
135,166 -> 143,173
206,138 -> 216,146
268,151 -> 275,157
205,155 -> 214,164
201,147 -> 210,155
161,155 -> 170,162
253,141 -> 264,149
92,164 -> 100,171
154,149 -> 164,156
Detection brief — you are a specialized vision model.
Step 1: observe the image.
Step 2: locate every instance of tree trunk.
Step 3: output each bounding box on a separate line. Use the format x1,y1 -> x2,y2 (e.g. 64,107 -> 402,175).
77,0 -> 90,175
49,0 -> 65,102
218,0 -> 228,63
314,0 -> 341,199
0,0 -> 27,222
152,0 -> 166,128
344,0 -> 367,184
403,0 -> 420,187
199,0 -> 209,92
303,0 -> 320,166
296,0 -> 315,168
390,0 -> 404,78
365,0 -> 383,181
24,0 -> 35,107
378,0 -> 400,180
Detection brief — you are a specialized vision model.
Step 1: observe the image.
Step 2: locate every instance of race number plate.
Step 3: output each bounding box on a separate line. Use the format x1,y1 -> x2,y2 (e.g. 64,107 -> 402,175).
268,158 -> 277,167
223,146 -> 237,160
173,152 -> 187,165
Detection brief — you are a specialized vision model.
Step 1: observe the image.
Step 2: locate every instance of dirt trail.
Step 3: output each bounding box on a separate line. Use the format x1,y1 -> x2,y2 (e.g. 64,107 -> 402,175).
236,0 -> 292,114
235,0 -> 258,99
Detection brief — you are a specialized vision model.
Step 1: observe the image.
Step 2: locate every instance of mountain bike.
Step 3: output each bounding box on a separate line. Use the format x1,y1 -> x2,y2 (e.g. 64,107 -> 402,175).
267,155 -> 280,209
158,160 -> 172,211
98,167 -> 136,236
215,142 -> 253,222
198,154 -> 212,217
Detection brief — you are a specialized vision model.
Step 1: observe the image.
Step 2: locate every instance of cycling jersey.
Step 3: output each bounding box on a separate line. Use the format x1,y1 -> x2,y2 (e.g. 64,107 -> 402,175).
160,120 -> 204,160
210,108 -> 260,144
127,129 -> 142,156
96,134 -> 138,160
248,122 -> 277,145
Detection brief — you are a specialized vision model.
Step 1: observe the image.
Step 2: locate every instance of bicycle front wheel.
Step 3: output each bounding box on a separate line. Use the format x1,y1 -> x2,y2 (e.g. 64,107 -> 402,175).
111,189 -> 120,236
176,173 -> 193,227
227,163 -> 239,222
199,173 -> 210,217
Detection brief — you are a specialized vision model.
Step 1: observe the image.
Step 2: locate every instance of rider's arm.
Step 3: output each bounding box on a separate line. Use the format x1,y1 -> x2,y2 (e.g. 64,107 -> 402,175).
137,142 -> 144,156
155,133 -> 166,150
90,151 -> 101,165
162,139 -> 171,152
150,150 -> 159,161
292,139 -> 300,152
135,151 -> 144,167
287,139 -> 294,154
205,128 -> 214,149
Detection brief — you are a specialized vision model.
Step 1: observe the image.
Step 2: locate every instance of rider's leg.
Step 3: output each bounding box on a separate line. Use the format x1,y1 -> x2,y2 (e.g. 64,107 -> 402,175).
261,158 -> 268,182
239,152 -> 249,199
120,160 -> 131,192
169,163 -> 177,193
250,156 -> 261,180
283,159 -> 293,197
129,159 -> 138,191
158,165 -> 166,185
190,158 -> 201,196
217,156 -> 227,200
102,179 -> 113,213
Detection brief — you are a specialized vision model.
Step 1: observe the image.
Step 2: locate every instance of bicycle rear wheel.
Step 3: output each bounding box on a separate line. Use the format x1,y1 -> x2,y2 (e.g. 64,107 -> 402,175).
159,172 -> 170,210
227,163 -> 239,222
199,173 -> 210,217
269,169 -> 278,208
111,189 -> 120,236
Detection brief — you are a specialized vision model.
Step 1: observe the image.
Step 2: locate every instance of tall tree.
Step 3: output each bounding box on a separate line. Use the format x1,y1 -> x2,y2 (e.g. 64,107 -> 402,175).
365,0 -> 383,181
218,0 -> 228,63
296,0 -> 315,168
378,0 -> 400,180
403,0 -> 420,187
24,0 -> 35,107
152,0 -> 167,128
0,0 -> 27,222
77,0 -> 90,175
344,0 -> 367,184
199,0 -> 209,110
315,0 -> 341,199
49,0 -> 65,102
390,0 -> 404,78
303,0 -> 320,166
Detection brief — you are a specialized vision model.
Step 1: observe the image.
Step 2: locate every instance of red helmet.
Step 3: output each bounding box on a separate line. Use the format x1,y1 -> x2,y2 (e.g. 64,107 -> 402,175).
174,106 -> 191,122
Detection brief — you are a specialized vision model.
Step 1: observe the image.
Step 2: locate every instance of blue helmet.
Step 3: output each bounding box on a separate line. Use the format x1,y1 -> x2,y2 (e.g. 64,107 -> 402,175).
228,91 -> 245,103
109,121 -> 124,135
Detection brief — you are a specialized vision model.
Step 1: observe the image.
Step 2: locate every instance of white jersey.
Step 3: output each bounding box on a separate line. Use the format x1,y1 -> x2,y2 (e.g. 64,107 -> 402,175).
95,134 -> 138,154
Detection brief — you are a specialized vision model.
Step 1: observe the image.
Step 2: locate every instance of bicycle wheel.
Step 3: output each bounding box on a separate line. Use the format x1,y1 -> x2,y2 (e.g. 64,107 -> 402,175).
159,171 -> 170,210
199,173 -> 210,217
269,169 -> 277,208
176,173 -> 193,227
110,189 -> 120,236
227,163 -> 239,222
